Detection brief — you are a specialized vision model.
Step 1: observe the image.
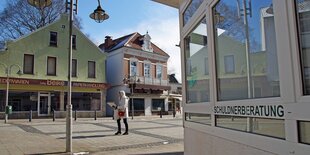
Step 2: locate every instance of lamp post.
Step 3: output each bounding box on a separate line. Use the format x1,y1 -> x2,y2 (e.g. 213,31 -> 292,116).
237,0 -> 253,99
123,75 -> 140,120
28,0 -> 109,153
0,63 -> 22,123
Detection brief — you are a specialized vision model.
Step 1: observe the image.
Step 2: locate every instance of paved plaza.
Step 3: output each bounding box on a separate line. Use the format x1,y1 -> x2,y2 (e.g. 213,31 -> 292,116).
0,115 -> 183,155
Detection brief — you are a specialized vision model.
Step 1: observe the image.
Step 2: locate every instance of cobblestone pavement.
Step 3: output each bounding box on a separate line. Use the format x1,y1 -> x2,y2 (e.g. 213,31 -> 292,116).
0,115 -> 183,155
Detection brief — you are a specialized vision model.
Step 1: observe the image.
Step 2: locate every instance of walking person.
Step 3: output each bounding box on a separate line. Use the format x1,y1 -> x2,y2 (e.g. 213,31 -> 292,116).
113,90 -> 129,135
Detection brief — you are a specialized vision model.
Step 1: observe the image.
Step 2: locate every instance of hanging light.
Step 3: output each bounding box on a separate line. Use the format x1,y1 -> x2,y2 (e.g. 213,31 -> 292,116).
27,0 -> 52,9
89,0 -> 109,23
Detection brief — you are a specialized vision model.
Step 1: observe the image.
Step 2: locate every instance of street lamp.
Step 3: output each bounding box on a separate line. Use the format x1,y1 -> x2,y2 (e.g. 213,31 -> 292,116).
27,0 -> 52,9
0,63 -> 22,123
123,75 -> 140,120
28,0 -> 108,153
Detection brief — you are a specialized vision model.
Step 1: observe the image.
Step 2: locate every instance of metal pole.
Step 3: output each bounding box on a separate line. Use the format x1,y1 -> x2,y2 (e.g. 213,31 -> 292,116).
66,0 -> 73,152
243,0 -> 252,99
131,85 -> 134,120
29,110 -> 32,122
53,109 -> 55,122
94,110 -> 97,120
5,68 -> 9,123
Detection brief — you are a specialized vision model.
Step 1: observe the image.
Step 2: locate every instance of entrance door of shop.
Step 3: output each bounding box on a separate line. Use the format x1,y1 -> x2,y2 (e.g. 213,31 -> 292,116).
38,92 -> 51,116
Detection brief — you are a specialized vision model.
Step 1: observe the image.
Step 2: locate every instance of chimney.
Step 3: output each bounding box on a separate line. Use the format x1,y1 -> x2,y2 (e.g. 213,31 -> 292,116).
104,36 -> 113,49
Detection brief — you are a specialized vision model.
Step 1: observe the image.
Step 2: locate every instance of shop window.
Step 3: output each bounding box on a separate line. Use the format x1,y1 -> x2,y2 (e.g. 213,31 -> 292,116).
183,0 -> 204,26
129,98 -> 145,115
298,121 -> 310,145
184,16 -> 209,103
65,92 -> 101,111
152,99 -> 165,111
72,59 -> 77,77
72,35 -> 76,49
49,31 -> 57,47
216,115 -> 248,131
23,54 -> 34,74
213,0 -> 280,101
216,115 -> 285,139
88,61 -> 96,78
185,113 -> 211,125
296,0 -> 310,95
251,118 -> 285,139
47,56 -> 56,76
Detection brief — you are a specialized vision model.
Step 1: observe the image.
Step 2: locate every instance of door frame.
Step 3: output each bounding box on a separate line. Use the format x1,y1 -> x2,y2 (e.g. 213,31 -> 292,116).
38,92 -> 51,116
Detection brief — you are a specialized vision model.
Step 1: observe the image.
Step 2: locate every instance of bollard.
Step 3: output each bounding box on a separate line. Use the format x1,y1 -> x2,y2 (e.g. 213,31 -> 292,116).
74,110 -> 77,121
94,110 -> 97,120
52,109 -> 55,122
29,110 -> 32,122
160,110 -> 162,118
173,110 -> 176,118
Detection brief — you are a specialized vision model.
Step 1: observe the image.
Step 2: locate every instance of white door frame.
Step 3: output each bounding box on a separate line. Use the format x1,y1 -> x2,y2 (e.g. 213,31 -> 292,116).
38,92 -> 51,116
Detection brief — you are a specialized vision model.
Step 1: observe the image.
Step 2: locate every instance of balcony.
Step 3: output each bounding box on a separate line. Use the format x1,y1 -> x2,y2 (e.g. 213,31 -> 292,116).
136,76 -> 168,86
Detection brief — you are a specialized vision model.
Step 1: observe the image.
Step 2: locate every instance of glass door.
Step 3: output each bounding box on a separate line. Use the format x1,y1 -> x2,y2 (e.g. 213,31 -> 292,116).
38,93 -> 50,116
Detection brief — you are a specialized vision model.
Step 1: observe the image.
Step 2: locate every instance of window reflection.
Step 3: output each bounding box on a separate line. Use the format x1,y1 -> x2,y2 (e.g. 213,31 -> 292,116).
213,0 -> 280,101
183,0 -> 204,26
184,17 -> 209,103
296,0 -> 310,95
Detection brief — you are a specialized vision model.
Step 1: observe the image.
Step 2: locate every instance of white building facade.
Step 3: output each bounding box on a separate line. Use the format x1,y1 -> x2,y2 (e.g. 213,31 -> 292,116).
100,33 -> 171,117
154,0 -> 310,154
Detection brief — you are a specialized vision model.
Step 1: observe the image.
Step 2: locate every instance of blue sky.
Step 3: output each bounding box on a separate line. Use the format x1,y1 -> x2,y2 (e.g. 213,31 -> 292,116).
0,0 -> 181,81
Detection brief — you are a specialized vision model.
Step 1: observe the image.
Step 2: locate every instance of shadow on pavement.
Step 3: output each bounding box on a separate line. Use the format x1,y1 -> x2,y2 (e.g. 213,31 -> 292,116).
57,134 -> 115,139
131,152 -> 184,155
25,151 -> 67,155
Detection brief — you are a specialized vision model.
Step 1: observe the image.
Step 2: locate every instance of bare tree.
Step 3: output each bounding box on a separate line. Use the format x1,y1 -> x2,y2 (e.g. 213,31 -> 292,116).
0,0 -> 82,42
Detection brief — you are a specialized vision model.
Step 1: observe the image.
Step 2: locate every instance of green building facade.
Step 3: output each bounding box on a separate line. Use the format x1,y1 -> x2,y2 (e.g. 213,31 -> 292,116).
0,14 -> 108,118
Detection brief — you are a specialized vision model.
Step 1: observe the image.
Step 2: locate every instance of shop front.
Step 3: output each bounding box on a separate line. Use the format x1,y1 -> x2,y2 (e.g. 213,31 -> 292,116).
0,77 -> 107,119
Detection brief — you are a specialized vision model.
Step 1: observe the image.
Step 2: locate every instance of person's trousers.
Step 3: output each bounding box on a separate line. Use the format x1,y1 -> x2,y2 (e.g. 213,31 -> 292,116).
117,118 -> 128,132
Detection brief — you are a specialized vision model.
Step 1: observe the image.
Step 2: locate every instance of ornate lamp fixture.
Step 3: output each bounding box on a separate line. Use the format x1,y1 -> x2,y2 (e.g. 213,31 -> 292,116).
27,0 -> 52,9
89,0 -> 109,23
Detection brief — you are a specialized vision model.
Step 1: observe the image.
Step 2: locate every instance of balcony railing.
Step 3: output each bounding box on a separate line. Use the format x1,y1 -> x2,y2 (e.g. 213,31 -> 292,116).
133,76 -> 168,86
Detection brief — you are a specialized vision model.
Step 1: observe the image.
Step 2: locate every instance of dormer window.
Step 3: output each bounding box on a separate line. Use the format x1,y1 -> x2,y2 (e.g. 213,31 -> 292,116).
49,31 -> 57,47
142,32 -> 153,52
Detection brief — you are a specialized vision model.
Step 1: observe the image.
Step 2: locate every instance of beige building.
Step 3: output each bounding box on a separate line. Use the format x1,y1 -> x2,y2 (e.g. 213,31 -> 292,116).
154,0 -> 310,155
99,32 -> 171,117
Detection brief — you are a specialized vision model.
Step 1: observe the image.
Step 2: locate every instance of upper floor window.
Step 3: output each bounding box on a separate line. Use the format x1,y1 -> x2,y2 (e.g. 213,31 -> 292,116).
183,0 -> 204,26
224,55 -> 235,73
130,60 -> 138,76
49,32 -> 57,47
184,16 -> 209,103
72,59 -> 77,77
213,0 -> 280,101
23,54 -> 34,74
88,61 -> 96,78
72,35 -> 76,49
47,56 -> 56,76
156,64 -> 162,79
144,63 -> 151,78
296,0 -> 310,95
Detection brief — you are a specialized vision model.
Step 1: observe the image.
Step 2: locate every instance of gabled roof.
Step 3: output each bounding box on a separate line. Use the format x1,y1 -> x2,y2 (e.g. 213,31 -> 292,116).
99,32 -> 169,57
169,74 -> 179,84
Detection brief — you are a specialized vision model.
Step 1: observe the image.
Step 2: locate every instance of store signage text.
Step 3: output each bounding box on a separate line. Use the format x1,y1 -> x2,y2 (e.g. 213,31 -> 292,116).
0,77 -> 107,89
214,105 -> 284,118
